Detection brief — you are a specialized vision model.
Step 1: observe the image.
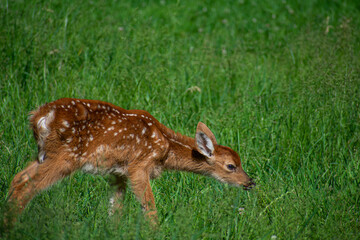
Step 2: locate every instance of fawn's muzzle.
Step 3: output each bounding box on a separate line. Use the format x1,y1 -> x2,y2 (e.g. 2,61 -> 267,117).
243,178 -> 256,190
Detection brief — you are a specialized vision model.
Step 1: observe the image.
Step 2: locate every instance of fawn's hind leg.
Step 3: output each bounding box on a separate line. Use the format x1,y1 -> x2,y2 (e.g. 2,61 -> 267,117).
8,154 -> 75,214
108,175 -> 127,216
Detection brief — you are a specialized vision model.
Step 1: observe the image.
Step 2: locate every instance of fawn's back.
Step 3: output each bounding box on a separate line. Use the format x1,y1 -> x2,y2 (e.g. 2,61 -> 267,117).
30,98 -> 169,177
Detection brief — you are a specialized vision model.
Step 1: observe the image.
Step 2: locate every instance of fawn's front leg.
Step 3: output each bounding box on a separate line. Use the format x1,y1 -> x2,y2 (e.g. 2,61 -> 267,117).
128,167 -> 157,223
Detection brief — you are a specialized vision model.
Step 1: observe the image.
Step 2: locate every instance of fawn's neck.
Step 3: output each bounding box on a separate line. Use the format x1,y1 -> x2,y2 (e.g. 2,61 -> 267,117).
163,134 -> 211,175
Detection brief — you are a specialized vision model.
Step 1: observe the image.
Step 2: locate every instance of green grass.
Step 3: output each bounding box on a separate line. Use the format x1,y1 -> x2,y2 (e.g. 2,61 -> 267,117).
1,0 -> 360,239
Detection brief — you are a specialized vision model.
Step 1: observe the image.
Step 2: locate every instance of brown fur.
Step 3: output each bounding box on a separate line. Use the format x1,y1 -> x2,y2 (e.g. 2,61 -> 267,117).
7,98 -> 255,223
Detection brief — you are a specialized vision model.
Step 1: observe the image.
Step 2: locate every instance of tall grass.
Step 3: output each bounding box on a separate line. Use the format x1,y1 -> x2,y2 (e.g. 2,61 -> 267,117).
1,0 -> 359,239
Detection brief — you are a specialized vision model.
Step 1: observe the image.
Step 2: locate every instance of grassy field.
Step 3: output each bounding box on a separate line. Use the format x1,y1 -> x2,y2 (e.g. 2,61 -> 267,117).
1,0 -> 359,239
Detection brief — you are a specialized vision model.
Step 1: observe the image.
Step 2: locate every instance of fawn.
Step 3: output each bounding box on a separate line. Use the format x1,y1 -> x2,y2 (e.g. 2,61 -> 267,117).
7,98 -> 255,222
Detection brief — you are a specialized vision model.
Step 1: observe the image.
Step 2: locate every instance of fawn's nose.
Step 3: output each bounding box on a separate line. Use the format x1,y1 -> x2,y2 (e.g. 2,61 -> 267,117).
243,178 -> 256,190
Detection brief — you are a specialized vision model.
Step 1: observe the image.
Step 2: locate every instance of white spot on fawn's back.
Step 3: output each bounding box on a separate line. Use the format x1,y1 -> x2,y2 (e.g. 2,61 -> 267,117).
62,120 -> 70,127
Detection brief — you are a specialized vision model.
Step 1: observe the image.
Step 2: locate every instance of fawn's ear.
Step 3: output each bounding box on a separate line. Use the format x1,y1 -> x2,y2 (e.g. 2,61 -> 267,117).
195,122 -> 217,163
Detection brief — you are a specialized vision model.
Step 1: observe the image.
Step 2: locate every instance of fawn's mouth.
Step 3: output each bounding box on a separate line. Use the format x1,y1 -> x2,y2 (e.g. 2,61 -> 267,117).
243,179 -> 256,190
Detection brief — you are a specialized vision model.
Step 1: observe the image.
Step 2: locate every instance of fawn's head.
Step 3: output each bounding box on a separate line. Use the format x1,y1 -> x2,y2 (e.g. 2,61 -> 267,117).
194,122 -> 255,190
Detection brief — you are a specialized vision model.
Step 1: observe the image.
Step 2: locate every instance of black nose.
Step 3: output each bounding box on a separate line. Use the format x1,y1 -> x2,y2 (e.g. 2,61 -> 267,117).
243,178 -> 256,190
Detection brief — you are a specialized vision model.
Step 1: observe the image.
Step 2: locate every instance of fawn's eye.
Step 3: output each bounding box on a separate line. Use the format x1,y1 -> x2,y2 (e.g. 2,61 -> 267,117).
226,164 -> 236,171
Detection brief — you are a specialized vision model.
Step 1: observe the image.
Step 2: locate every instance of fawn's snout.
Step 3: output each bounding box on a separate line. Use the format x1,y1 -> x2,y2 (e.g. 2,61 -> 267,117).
236,168 -> 255,190
243,178 -> 256,190
230,168 -> 255,190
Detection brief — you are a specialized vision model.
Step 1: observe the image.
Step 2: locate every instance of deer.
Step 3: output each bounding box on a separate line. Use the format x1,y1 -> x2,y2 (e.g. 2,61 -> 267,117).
7,98 -> 255,224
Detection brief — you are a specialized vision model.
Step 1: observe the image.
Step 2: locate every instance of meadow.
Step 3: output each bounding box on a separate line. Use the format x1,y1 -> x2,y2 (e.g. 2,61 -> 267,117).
1,0 -> 359,239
